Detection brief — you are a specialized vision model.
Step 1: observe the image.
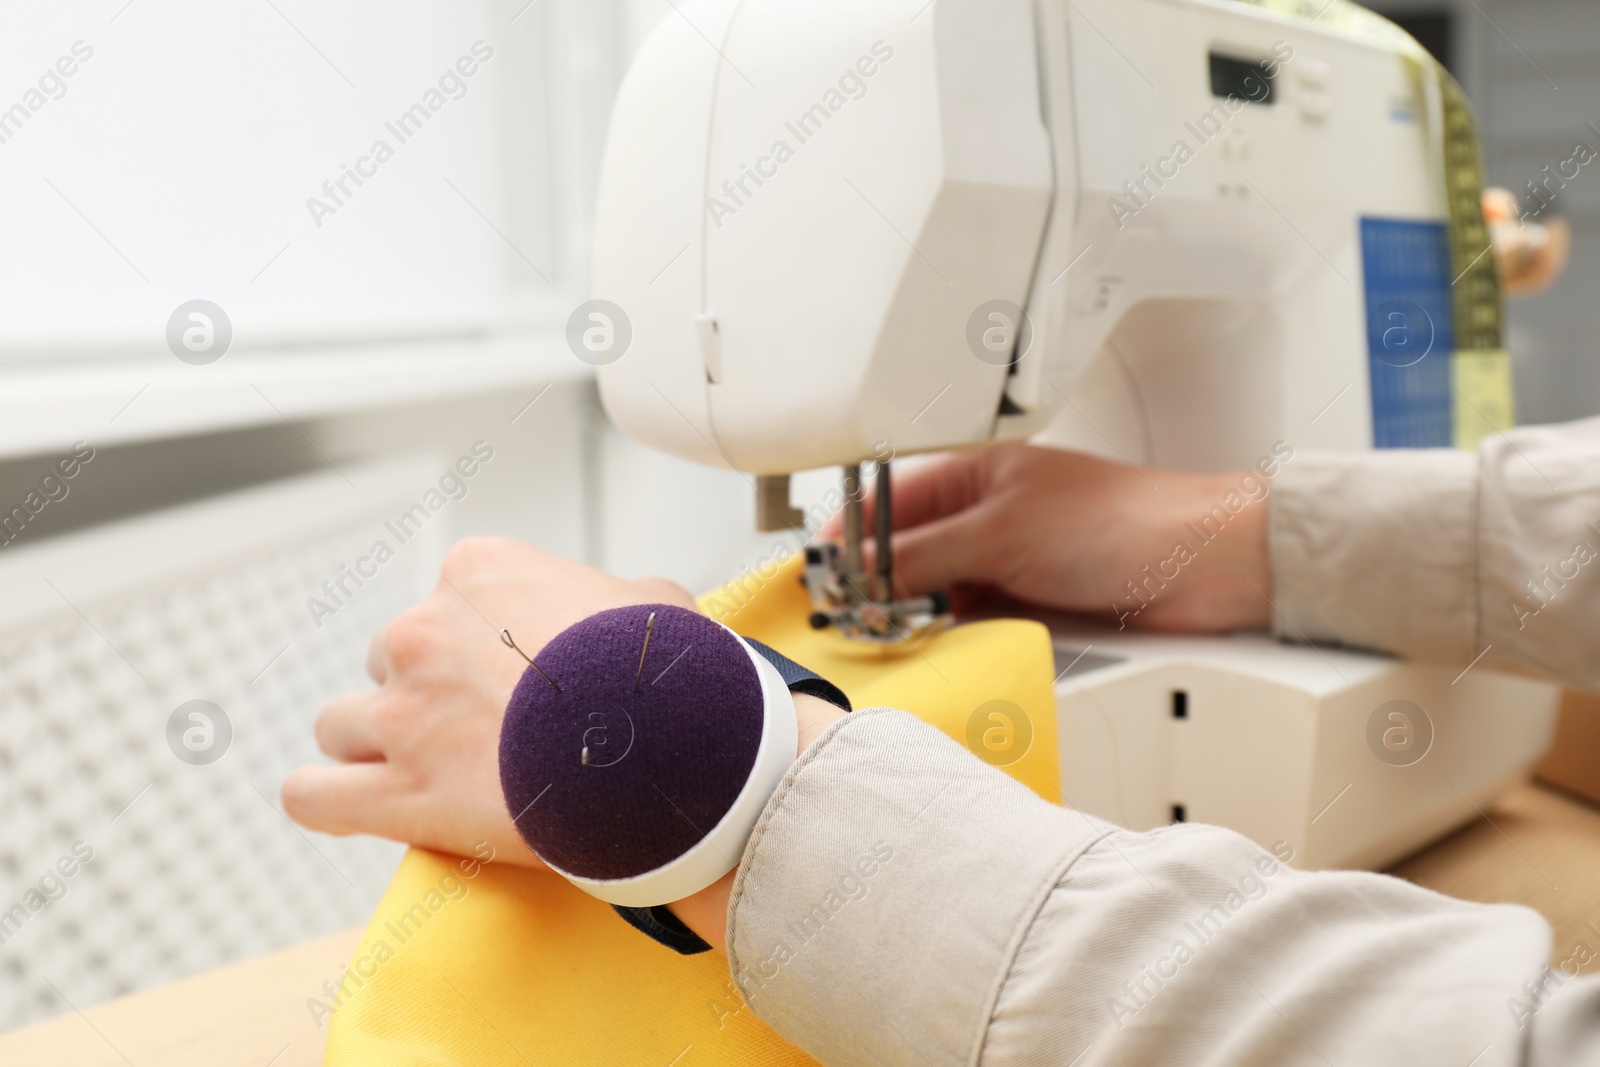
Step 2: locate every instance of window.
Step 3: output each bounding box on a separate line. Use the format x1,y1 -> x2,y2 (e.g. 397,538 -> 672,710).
0,0 -> 649,363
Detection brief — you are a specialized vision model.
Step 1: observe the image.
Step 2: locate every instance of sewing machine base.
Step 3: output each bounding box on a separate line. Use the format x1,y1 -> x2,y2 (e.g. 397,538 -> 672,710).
1034,617 -> 1560,870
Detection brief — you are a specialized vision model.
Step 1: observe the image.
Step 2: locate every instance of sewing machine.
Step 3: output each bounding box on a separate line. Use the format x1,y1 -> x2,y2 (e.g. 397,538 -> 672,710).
591,0 -> 1559,869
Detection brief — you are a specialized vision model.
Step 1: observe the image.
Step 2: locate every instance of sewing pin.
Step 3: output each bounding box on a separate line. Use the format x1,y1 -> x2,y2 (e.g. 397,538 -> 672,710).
500,628 -> 563,692
634,611 -> 656,692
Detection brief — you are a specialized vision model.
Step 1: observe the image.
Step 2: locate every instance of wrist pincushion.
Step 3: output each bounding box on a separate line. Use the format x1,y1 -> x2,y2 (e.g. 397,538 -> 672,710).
498,603 -> 798,906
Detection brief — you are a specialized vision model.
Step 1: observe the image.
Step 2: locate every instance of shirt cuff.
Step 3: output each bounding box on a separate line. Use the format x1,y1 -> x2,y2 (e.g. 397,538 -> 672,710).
1269,448 -> 1479,661
726,707 -> 1113,1066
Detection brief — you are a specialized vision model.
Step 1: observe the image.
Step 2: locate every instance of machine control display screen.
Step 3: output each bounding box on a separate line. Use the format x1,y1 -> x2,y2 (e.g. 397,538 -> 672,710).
1209,52 -> 1276,105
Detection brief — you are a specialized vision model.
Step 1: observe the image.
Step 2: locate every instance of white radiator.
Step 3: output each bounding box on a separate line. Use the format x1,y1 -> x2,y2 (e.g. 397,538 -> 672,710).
0,458 -> 447,1029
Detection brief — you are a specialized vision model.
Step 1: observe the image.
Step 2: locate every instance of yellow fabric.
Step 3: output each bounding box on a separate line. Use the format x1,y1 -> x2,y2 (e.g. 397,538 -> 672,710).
324,554 -> 1059,1065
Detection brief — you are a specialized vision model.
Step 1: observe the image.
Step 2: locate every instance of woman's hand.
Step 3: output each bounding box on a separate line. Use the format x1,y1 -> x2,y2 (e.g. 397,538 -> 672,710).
282,536 -> 696,866
820,445 -> 1274,634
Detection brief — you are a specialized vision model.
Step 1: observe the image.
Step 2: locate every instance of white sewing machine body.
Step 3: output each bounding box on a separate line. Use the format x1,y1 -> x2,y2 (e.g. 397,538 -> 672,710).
593,0 -> 1560,869
1041,624 -> 1556,870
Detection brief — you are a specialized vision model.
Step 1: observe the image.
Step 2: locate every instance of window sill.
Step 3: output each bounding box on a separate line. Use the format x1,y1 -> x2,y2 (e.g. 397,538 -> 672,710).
0,332 -> 592,461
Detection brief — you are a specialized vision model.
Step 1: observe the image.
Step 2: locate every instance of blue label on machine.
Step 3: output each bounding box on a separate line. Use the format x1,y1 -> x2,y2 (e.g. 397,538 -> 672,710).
1360,217 -> 1455,448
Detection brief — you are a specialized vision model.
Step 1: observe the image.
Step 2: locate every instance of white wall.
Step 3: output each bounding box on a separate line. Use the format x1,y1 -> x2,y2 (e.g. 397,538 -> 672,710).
1478,0 -> 1600,425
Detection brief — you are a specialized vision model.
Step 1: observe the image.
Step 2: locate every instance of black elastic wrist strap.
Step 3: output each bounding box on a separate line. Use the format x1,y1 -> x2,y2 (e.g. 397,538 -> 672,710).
614,640 -> 851,954
612,902 -> 711,955
742,638 -> 853,714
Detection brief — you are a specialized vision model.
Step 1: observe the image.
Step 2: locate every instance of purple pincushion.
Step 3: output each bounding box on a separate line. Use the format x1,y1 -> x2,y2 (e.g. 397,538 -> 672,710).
498,603 -> 766,881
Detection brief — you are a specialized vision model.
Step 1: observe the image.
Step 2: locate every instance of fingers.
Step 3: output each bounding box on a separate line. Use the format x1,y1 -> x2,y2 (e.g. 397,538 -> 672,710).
365,622 -> 391,684
281,760 -> 406,837
880,453 -> 987,533
816,453 -> 987,541
314,690 -> 385,763
887,501 -> 1003,596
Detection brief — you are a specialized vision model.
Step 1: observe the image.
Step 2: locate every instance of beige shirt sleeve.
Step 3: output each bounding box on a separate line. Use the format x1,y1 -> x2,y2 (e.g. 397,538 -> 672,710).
728,707 -> 1600,1066
1270,416 -> 1600,689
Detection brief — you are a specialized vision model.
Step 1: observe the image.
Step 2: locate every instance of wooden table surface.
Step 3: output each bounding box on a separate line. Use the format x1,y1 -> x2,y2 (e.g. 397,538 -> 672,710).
0,925 -> 361,1067
3,782 -> 1598,1065
1390,782 -> 1600,959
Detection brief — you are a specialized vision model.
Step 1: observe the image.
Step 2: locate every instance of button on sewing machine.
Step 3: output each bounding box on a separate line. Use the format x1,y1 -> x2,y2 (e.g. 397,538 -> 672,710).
1299,60 -> 1332,122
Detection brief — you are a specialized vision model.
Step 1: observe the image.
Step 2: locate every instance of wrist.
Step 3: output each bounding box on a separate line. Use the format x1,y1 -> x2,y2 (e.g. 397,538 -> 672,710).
1131,471 -> 1273,633
793,692 -> 848,758
668,693 -> 843,954
1186,472 -> 1273,630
